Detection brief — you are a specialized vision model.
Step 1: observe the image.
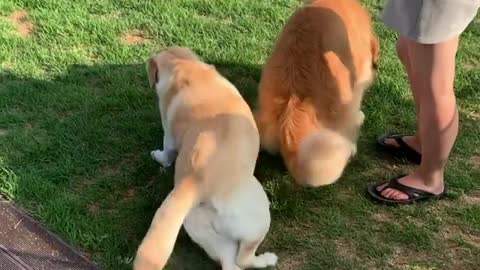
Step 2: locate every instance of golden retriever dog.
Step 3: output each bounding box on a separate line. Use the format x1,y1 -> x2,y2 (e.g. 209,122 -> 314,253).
133,47 -> 277,270
255,0 -> 380,187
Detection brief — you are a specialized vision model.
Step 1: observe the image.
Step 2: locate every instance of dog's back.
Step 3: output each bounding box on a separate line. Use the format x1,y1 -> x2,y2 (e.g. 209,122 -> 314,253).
256,0 -> 379,186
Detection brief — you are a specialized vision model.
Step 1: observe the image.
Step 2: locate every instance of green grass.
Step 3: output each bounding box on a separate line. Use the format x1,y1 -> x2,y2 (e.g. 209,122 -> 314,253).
1,0 -> 479,269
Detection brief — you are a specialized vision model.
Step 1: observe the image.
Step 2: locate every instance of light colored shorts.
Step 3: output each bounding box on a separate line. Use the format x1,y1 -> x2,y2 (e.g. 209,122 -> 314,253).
383,0 -> 480,44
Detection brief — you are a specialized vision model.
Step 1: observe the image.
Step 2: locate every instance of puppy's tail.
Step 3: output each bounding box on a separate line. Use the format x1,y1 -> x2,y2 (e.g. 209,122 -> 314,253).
133,176 -> 201,270
296,129 -> 353,187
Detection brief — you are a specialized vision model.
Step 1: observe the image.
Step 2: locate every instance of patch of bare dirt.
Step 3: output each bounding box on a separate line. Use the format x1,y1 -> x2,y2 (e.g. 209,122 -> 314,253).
371,210 -> 394,223
462,192 -> 480,205
400,266 -> 436,270
98,154 -> 139,178
334,239 -> 357,261
441,225 -> 480,249
361,163 -> 404,179
220,17 -> 233,24
120,188 -> 138,203
125,189 -> 136,198
120,30 -> 146,45
1,62 -> 14,70
463,62 -> 478,71
87,203 -> 99,215
70,175 -> 97,194
386,247 -> 433,269
426,224 -> 480,269
469,155 -> 480,168
8,10 -> 33,37
276,251 -> 307,270
468,111 -> 480,121
386,226 -> 477,268
441,224 -> 461,241
24,122 -> 34,129
0,128 -> 8,136
99,164 -> 119,177
428,197 -> 457,210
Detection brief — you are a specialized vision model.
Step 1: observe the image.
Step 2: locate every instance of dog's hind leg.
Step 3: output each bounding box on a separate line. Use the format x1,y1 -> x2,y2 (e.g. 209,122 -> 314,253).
184,208 -> 240,270
215,237 -> 241,270
235,239 -> 278,269
202,235 -> 240,270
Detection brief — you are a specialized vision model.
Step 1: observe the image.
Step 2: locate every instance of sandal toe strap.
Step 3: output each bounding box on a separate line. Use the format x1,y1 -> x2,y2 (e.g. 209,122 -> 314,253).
378,177 -> 435,199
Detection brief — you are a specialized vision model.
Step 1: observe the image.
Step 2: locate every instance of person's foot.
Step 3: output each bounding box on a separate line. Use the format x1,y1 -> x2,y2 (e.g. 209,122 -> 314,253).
383,135 -> 421,154
376,134 -> 422,164
376,170 -> 444,200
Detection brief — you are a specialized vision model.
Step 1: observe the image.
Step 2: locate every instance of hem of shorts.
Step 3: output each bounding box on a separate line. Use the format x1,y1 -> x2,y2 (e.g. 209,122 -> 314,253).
382,21 -> 463,44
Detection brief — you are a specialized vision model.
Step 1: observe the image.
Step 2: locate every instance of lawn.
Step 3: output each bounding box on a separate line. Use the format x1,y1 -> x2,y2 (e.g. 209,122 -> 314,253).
0,0 -> 479,269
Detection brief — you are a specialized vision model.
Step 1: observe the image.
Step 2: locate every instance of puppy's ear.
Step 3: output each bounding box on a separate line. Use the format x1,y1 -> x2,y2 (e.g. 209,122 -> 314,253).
146,56 -> 158,88
173,67 -> 191,90
371,35 -> 380,69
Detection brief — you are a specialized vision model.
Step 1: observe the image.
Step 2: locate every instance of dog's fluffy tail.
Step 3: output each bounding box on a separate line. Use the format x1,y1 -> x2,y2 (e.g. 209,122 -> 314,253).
133,176 -> 201,270
296,129 -> 353,187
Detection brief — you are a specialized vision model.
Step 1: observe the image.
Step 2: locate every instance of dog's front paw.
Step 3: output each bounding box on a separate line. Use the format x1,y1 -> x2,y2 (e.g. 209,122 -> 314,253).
151,150 -> 173,167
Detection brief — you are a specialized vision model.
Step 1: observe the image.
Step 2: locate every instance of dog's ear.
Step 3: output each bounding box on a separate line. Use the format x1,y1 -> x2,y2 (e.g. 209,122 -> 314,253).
147,56 -> 158,88
371,34 -> 380,69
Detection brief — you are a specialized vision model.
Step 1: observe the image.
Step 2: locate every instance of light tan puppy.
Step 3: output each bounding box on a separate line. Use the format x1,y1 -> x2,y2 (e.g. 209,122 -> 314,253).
133,47 -> 277,270
255,0 -> 380,187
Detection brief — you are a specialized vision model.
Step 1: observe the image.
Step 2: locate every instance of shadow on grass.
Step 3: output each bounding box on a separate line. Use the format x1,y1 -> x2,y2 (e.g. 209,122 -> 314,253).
1,48 -> 479,269
0,60 -> 284,270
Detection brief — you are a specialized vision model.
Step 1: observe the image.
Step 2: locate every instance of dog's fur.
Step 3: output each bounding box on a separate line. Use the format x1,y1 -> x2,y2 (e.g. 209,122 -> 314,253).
133,47 -> 277,270
255,0 -> 380,187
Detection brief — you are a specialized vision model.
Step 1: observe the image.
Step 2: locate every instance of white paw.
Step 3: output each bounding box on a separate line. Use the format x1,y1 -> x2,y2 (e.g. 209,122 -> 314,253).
351,144 -> 358,157
258,252 -> 278,267
357,111 -> 365,126
150,150 -> 172,167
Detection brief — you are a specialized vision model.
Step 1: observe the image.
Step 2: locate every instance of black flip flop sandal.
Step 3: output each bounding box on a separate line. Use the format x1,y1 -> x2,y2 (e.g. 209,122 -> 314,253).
367,175 -> 447,205
376,134 -> 422,164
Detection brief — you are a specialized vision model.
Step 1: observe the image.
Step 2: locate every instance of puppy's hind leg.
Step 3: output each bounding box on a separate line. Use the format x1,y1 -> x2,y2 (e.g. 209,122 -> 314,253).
199,234 -> 240,270
215,240 -> 240,270
184,208 -> 240,270
212,237 -> 241,270
221,257 -> 241,270
236,239 -> 278,269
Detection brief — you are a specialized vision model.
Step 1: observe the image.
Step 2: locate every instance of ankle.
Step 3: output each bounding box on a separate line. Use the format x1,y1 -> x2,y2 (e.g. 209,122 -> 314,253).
414,168 -> 444,188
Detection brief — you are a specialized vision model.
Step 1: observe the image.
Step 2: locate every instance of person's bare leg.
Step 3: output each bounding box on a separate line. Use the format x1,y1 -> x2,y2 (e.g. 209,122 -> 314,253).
381,36 -> 459,200
383,36 -> 421,153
